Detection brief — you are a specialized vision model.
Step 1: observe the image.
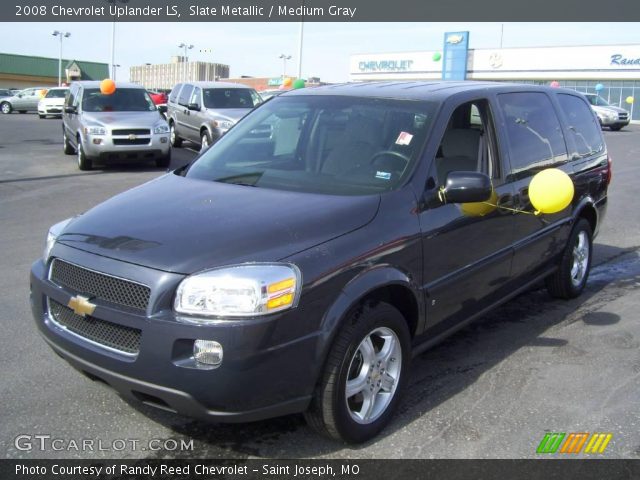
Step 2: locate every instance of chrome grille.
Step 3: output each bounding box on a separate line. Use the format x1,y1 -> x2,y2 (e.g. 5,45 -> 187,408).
49,299 -> 141,355
112,129 -> 151,135
618,113 -> 628,120
50,259 -> 150,311
113,138 -> 151,146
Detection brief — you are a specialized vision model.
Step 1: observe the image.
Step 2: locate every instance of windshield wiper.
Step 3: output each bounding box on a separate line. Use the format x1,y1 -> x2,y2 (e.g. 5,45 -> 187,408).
214,171 -> 264,186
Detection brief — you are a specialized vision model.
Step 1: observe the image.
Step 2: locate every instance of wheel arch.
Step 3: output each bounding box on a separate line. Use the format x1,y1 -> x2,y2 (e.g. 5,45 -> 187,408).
573,195 -> 598,235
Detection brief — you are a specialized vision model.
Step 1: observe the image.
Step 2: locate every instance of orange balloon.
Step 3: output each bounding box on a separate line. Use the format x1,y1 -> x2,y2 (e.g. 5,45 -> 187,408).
100,79 -> 116,95
283,77 -> 292,88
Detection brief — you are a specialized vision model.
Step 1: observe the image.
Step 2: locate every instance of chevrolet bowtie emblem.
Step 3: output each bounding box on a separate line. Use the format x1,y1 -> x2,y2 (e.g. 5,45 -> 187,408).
128,134 -> 137,140
67,295 -> 96,317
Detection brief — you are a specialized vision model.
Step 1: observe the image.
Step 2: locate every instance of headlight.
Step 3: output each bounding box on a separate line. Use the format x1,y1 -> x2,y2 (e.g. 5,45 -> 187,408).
43,218 -> 74,263
84,126 -> 106,135
154,124 -> 169,134
213,120 -> 234,130
174,263 -> 302,320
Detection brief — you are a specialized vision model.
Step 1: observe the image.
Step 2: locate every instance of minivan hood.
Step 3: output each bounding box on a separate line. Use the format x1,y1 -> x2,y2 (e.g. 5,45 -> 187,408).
81,110 -> 163,128
56,173 -> 380,274
592,105 -> 628,115
205,108 -> 251,122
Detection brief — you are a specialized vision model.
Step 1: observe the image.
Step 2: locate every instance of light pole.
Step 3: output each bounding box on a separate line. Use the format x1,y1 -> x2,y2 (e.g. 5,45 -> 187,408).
112,64 -> 121,82
178,43 -> 194,81
297,22 -> 304,79
279,53 -> 292,80
107,0 -> 129,80
51,30 -> 71,86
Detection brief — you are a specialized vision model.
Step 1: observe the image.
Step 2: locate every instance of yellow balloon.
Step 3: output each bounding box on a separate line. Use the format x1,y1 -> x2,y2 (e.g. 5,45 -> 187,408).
461,189 -> 498,217
528,168 -> 574,214
283,77 -> 293,88
626,96 -> 634,104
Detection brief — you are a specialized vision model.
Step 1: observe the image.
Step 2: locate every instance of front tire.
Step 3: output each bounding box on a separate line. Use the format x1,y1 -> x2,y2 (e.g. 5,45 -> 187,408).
546,218 -> 593,299
610,125 -> 623,131
63,129 -> 75,155
304,302 -> 411,443
156,150 -> 171,168
77,137 -> 92,171
169,122 -> 182,147
200,130 -> 212,152
38,114 -> 45,119
1,102 -> 12,114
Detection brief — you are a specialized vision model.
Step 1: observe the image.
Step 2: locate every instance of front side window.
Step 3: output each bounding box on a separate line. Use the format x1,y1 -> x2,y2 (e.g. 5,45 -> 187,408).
498,92 -> 568,179
190,87 -> 202,108
557,94 -> 604,157
169,83 -> 183,103
177,84 -> 193,106
203,88 -> 261,109
185,95 -> 436,195
81,88 -> 156,112
435,99 -> 500,184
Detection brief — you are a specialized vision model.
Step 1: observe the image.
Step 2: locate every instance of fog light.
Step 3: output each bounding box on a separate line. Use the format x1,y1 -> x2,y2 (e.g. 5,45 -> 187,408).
92,138 -> 102,145
193,340 -> 223,366
160,137 -> 168,143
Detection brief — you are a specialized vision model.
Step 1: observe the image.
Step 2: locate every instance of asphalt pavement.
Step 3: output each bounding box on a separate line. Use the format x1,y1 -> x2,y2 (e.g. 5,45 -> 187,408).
1,113 -> 639,459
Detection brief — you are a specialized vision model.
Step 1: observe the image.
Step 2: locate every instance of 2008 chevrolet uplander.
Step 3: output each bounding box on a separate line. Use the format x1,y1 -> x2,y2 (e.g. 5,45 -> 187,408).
31,82 -> 610,443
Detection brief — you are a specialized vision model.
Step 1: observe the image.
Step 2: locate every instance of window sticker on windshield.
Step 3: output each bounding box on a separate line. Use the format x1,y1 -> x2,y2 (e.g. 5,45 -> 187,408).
396,131 -> 413,145
375,171 -> 392,180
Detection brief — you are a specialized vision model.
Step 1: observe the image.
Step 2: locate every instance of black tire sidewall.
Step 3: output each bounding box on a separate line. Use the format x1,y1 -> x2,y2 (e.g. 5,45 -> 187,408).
563,219 -> 593,297
331,302 -> 411,443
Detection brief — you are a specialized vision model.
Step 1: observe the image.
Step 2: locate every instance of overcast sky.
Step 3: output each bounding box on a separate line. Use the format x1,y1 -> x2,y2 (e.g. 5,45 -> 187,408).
2,22 -> 639,83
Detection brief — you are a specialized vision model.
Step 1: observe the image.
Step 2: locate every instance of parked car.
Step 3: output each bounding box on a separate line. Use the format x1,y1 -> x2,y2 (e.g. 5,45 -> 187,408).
31,82 -> 609,443
61,81 -> 171,170
259,89 -> 284,101
584,93 -> 630,131
1,86 -> 50,114
167,81 -> 261,150
148,90 -> 168,106
38,87 -> 69,118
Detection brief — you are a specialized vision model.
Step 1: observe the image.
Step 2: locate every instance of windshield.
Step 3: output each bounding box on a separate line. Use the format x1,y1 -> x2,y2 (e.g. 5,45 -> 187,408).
586,95 -> 611,107
45,89 -> 67,98
81,88 -> 156,112
203,88 -> 261,109
185,95 -> 436,195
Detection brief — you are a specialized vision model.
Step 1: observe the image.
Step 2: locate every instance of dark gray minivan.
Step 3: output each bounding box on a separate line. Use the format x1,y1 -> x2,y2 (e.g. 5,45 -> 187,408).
31,82 -> 610,443
167,81 -> 261,150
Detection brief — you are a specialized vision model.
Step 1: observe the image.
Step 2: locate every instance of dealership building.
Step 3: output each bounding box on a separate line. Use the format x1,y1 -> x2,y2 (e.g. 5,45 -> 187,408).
350,44 -> 640,121
130,56 -> 230,90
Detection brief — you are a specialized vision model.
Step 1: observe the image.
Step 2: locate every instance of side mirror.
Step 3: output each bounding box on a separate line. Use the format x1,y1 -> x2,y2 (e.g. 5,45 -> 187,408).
64,105 -> 77,114
187,103 -> 200,111
440,171 -> 492,204
158,105 -> 168,114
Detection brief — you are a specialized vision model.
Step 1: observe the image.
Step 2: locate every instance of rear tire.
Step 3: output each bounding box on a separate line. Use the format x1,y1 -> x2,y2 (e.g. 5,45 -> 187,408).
169,122 -> 182,147
304,302 -> 411,443
546,218 -> 593,299
18,110 -> 27,114
77,137 -> 92,171
1,102 -> 12,114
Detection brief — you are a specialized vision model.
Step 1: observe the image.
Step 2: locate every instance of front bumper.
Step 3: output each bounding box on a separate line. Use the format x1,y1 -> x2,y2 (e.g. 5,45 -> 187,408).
598,116 -> 630,128
30,246 -> 319,422
38,105 -> 63,116
82,132 -> 170,161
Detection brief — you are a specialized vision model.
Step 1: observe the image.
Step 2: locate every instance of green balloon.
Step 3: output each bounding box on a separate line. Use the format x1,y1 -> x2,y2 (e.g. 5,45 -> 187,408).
432,52 -> 442,62
293,78 -> 305,89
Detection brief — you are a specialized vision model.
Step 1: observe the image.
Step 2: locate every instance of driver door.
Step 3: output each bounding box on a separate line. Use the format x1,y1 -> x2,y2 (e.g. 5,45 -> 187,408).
419,98 -> 516,335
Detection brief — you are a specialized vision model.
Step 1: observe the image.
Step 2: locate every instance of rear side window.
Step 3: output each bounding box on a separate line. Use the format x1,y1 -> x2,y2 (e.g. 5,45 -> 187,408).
498,92 -> 568,179
177,84 -> 194,106
169,83 -> 182,103
556,94 -> 604,157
